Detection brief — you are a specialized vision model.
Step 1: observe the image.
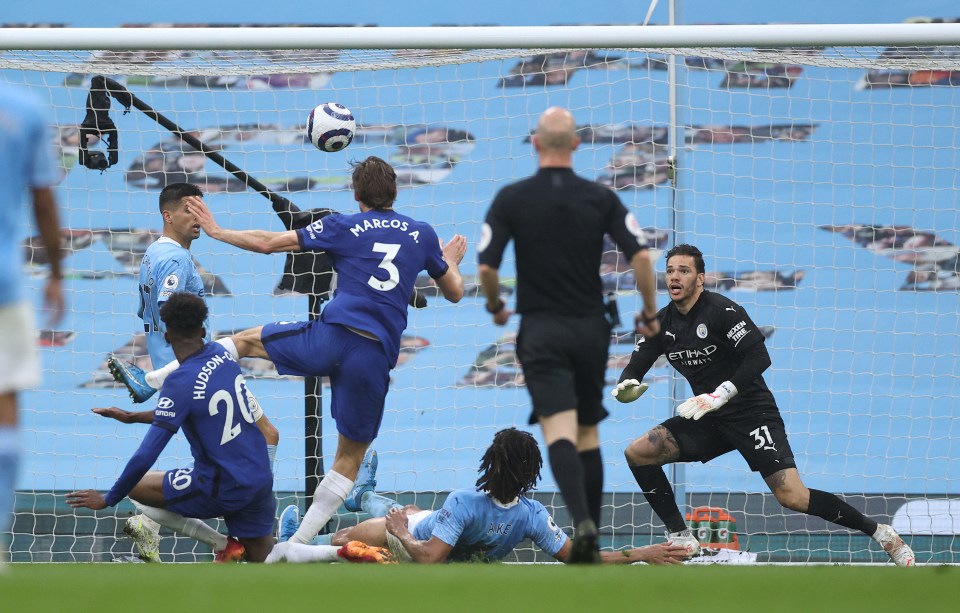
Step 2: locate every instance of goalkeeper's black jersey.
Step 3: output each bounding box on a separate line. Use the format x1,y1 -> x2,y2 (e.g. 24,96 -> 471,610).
621,290 -> 777,415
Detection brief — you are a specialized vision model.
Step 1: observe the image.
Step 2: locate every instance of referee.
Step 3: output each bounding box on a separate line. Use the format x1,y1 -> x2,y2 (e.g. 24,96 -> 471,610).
478,107 -> 659,563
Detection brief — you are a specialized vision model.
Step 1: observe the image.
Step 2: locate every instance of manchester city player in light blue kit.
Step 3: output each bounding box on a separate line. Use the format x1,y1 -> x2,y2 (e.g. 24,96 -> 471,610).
115,156 -> 466,548
267,429 -> 687,565
0,81 -> 65,569
138,183 -> 208,367
68,293 -> 275,562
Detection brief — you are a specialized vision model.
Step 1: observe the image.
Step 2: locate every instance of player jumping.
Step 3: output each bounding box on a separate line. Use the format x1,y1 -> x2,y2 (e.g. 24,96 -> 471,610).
110,156 -> 465,547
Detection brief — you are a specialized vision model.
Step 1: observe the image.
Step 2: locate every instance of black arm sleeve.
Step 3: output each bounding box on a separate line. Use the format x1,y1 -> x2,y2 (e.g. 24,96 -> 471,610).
729,341 -> 772,393
619,337 -> 662,383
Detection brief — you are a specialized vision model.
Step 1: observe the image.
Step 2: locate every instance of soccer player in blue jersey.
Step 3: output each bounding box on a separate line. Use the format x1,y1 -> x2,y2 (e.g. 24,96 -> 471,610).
97,184 -> 279,560
119,156 -> 465,546
267,429 -> 687,565
67,293 -> 275,562
0,82 -> 65,568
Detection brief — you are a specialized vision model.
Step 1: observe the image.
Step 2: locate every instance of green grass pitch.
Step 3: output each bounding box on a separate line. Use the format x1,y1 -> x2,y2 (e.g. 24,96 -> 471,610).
2,564 -> 957,612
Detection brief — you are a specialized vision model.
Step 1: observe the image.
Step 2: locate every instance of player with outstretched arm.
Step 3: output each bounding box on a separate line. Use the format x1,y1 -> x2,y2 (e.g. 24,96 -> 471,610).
612,244 -> 915,566
268,428 -> 688,565
97,183 -> 279,562
67,293 -> 275,562
111,156 -> 466,547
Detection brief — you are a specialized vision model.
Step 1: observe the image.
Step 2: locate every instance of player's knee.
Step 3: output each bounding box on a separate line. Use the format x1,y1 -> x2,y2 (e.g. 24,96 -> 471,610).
773,488 -> 807,512
624,438 -> 657,466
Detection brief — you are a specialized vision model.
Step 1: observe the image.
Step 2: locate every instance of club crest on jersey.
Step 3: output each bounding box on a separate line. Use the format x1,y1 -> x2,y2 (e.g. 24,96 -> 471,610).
697,324 -> 708,339
634,334 -> 645,350
162,274 -> 179,290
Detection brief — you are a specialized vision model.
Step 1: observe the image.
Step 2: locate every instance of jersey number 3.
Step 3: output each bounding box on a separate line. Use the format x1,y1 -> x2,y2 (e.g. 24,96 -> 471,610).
208,375 -> 257,445
368,242 -> 401,292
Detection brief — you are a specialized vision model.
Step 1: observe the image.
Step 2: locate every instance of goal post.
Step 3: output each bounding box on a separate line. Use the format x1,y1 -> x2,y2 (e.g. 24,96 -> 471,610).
2,23 -> 958,563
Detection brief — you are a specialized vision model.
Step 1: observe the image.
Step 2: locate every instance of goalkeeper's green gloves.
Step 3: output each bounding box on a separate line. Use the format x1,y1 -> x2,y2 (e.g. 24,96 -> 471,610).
611,379 -> 649,403
676,381 -> 738,420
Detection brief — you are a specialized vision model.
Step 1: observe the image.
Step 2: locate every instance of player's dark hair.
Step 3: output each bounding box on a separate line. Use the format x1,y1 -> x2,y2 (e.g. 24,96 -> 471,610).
159,182 -> 203,213
159,292 -> 207,339
350,156 -> 397,210
665,243 -> 706,274
476,428 -> 542,503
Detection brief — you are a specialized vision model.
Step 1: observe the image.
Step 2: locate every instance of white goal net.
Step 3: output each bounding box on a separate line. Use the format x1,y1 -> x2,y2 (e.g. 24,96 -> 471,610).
2,23 -> 958,563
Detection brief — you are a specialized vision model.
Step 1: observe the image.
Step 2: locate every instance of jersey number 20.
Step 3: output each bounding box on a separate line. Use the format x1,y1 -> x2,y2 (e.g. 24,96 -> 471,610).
208,375 -> 257,445
368,242 -> 401,292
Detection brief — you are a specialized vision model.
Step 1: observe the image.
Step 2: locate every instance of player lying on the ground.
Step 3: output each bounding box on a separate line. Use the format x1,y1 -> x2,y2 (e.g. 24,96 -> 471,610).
266,428 -> 688,565
66,293 -> 274,563
612,243 -> 915,567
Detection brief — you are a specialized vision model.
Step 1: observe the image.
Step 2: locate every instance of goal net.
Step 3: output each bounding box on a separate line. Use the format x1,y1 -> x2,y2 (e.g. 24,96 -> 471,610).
2,23 -> 958,564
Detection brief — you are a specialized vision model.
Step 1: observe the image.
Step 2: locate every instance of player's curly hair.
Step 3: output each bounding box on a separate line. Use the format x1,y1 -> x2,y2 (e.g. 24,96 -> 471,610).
159,292 -> 208,339
350,156 -> 397,210
159,182 -> 203,213
665,243 -> 706,274
476,428 -> 542,504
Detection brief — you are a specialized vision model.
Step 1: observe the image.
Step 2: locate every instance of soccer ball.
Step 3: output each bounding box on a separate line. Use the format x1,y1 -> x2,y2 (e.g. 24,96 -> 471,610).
307,103 -> 356,152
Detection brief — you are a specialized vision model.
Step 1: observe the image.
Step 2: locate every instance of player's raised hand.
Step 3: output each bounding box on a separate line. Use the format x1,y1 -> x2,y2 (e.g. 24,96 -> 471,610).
611,379 -> 648,403
183,196 -> 220,236
634,310 -> 660,339
676,381 -> 738,420
65,489 -> 107,510
441,234 -> 467,265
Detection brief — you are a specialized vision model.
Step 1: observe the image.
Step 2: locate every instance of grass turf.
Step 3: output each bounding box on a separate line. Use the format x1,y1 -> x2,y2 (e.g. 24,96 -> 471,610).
2,563 -> 958,612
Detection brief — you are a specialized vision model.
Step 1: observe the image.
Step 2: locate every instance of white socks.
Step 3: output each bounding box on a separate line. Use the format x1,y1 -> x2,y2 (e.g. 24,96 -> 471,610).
146,359 -> 179,390
266,542 -> 341,564
135,503 -> 229,551
289,471 -> 353,544
146,337 -> 241,390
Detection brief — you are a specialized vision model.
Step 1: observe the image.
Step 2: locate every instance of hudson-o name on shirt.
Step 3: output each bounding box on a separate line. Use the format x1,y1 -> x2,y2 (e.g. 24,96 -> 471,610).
192,352 -> 237,400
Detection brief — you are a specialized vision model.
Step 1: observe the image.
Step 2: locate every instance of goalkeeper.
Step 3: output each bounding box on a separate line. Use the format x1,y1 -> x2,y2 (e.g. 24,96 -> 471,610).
267,428 -> 688,565
612,244 -> 915,567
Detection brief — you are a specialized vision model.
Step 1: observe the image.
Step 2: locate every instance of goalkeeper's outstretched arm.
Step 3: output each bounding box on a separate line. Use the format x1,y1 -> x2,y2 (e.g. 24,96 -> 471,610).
612,334 -> 663,403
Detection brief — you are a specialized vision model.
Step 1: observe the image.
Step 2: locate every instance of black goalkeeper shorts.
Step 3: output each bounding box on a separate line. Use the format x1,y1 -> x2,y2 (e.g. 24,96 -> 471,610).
662,408 -> 796,478
516,313 -> 611,426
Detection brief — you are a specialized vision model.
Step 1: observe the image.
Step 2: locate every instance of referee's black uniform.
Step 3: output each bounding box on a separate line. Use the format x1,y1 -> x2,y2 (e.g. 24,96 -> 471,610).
479,167 -> 649,425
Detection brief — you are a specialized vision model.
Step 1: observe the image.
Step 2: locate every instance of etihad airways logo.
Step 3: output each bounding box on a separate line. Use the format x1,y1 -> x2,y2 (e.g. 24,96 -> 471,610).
668,345 -> 717,366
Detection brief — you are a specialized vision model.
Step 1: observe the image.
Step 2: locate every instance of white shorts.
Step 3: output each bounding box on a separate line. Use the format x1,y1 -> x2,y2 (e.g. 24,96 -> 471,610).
0,303 -> 39,394
385,510 -> 432,562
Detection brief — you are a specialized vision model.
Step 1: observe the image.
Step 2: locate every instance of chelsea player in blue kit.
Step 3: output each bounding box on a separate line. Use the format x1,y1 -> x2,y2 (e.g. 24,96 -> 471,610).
267,429 -> 686,564
98,184 -> 279,561
123,156 -> 466,547
67,293 -> 275,562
